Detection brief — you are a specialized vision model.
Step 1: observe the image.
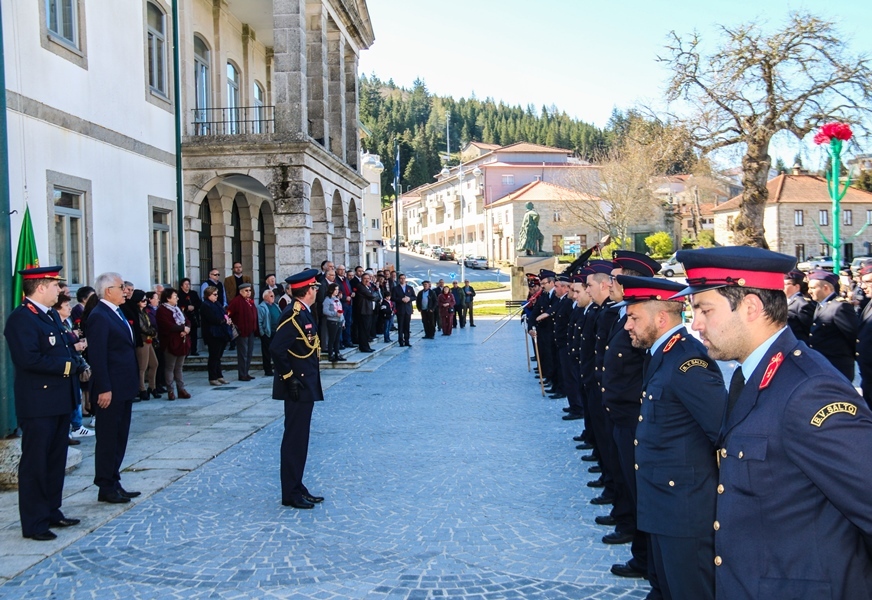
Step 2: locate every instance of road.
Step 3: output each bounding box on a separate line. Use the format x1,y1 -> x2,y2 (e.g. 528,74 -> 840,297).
390,248 -> 508,283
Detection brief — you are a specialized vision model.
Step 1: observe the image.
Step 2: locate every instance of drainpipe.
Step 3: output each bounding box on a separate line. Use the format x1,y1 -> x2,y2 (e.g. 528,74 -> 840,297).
0,4 -> 16,436
172,0 -> 185,283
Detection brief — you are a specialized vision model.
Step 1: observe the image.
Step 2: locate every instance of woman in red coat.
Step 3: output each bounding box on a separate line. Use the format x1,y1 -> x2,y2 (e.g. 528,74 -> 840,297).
227,283 -> 258,381
438,286 -> 456,336
156,288 -> 191,400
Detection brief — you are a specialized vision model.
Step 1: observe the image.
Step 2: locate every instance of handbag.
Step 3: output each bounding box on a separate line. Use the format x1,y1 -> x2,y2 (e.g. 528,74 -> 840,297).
230,323 -> 240,340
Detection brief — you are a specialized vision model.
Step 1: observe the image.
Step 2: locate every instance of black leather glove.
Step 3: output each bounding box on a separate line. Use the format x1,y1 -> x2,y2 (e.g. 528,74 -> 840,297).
283,378 -> 301,401
74,356 -> 90,375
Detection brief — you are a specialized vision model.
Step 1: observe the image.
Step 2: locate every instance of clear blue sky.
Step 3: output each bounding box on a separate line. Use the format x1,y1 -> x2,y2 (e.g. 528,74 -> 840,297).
359,0 -> 872,165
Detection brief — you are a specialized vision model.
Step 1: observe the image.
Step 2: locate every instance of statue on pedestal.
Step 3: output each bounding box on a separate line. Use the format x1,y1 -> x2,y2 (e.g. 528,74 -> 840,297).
516,202 -> 546,256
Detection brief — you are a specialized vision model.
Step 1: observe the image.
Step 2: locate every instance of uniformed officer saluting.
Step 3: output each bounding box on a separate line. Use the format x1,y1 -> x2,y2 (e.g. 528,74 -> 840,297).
619,274 -> 726,600
675,246 -> 872,599
271,269 -> 325,509
3,266 -> 86,540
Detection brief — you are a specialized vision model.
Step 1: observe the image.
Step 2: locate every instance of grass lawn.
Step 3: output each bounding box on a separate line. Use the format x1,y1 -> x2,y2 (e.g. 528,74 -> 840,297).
469,281 -> 505,292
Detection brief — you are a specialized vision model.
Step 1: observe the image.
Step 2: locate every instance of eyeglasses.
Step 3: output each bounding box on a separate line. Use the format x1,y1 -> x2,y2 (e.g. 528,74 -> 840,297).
608,275 -> 617,283
106,285 -> 122,290
210,272 -> 219,276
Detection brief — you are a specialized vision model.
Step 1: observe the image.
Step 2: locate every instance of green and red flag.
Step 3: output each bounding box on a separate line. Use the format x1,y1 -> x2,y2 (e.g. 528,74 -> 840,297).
12,205 -> 39,305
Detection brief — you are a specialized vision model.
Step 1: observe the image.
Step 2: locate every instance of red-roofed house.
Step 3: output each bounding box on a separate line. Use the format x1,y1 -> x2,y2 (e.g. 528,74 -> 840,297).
713,174 -> 872,262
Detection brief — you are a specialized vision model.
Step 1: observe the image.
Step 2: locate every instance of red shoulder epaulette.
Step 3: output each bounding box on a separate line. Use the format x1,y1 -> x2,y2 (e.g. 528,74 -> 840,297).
663,332 -> 682,353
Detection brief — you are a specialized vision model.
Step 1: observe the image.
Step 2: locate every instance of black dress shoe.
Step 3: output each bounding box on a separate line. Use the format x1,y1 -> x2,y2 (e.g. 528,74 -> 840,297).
581,454 -> 598,462
590,494 -> 614,505
282,498 -> 314,509
98,490 -> 131,504
562,413 -> 582,420
49,518 -> 80,527
588,465 -> 602,474
573,434 -> 585,442
587,478 -> 605,488
337,356 -> 347,361
118,487 -> 141,498
577,442 -> 593,450
24,531 -> 57,541
595,515 -> 618,526
602,531 -> 634,545
550,393 -> 567,400
562,407 -> 571,413
302,493 -> 324,503
610,562 -> 647,578
360,348 -> 375,353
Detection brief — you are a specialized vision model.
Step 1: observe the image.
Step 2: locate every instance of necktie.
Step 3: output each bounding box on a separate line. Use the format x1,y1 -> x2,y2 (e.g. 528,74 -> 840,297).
642,351 -> 652,379
726,366 -> 745,418
116,307 -> 134,341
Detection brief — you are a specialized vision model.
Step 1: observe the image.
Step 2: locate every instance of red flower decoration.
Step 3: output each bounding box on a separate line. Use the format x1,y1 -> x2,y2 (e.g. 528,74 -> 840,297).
814,122 -> 853,145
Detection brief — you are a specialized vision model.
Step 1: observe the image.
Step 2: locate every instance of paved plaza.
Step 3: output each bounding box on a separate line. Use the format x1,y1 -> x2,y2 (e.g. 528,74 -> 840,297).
0,319 -> 647,599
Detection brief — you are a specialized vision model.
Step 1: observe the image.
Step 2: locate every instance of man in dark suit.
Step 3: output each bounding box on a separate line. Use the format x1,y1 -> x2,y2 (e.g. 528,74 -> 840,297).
460,280 -> 477,327
621,274 -> 725,599
856,265 -> 872,406
272,269 -> 324,509
549,275 -> 574,400
87,272 -> 141,504
416,281 -> 438,339
391,274 -> 416,346
783,270 -> 815,341
4,266 -> 83,541
807,269 -> 859,381
353,272 -> 376,352
677,246 -> 872,600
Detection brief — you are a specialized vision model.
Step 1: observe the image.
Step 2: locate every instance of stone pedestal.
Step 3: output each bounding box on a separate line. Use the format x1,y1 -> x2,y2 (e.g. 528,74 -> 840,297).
0,438 -> 82,490
512,256 -> 558,300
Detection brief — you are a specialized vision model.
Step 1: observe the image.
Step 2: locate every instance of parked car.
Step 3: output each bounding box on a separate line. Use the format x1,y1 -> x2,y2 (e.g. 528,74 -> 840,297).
797,256 -> 834,271
438,249 -> 455,261
416,243 -> 430,255
659,254 -> 685,278
427,245 -> 442,258
457,253 -> 473,265
465,256 -> 489,269
850,256 -> 872,273
405,277 -> 423,296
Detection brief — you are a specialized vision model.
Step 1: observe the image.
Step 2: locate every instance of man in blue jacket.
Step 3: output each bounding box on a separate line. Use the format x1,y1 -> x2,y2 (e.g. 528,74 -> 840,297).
4,266 -> 83,540
676,246 -> 872,600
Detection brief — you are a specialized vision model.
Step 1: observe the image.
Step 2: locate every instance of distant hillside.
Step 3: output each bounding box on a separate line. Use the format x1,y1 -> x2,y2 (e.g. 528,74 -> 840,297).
359,75 -> 612,199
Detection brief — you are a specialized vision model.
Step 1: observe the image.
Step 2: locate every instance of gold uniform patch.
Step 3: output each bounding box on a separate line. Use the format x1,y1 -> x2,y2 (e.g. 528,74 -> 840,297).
679,358 -> 709,372
810,402 -> 858,427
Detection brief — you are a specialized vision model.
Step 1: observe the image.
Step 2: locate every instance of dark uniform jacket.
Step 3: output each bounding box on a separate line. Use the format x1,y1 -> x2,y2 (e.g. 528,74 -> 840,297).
593,299 -> 618,386
807,293 -> 859,379
856,300 -> 872,378
271,300 -> 324,403
567,304 -> 586,362
579,302 -> 600,385
715,328 -> 872,599
4,300 -> 78,418
601,314 -> 646,426
635,330 -> 725,536
786,292 -> 816,341
551,293 -> 574,349
533,289 -> 556,338
86,301 -> 139,401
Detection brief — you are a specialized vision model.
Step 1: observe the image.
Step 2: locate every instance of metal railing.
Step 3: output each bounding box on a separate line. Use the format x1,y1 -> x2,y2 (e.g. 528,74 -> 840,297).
190,105 -> 275,136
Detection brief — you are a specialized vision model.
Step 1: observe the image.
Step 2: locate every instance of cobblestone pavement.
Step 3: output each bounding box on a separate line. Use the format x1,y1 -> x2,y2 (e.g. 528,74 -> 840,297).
0,320 -> 648,599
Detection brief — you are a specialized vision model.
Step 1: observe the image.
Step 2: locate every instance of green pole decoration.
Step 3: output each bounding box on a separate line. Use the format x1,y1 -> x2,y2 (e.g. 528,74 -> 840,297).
814,122 -> 853,271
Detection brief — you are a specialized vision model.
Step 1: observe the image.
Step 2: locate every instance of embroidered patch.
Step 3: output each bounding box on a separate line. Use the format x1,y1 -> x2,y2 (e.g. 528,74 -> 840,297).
663,333 -> 682,353
305,323 -> 313,330
759,352 -> 784,390
27,303 -> 38,314
811,402 -> 858,427
679,358 -> 708,372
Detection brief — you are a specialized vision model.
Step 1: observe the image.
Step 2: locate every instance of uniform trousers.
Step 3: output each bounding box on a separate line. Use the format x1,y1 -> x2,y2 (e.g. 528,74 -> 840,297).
557,346 -> 577,409
586,383 -> 616,499
649,534 -> 713,600
536,330 -> 555,382
94,397 -> 133,493
614,423 -> 651,578
281,399 -> 314,503
18,414 -> 70,536
604,417 -> 634,531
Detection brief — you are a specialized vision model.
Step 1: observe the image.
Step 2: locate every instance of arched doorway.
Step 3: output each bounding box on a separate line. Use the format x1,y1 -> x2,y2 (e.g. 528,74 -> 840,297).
198,199 -> 213,279
231,198 -> 243,263
348,196 -> 361,265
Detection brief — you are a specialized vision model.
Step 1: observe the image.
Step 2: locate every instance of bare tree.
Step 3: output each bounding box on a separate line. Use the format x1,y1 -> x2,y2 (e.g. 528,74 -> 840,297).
661,12 -> 872,247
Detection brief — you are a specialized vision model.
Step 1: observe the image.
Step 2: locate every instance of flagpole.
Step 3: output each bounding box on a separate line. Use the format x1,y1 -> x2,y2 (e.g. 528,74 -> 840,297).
395,143 -> 400,271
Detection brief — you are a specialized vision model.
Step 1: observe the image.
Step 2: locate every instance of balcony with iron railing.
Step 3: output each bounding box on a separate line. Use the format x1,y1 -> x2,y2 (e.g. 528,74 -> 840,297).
190,105 -> 275,136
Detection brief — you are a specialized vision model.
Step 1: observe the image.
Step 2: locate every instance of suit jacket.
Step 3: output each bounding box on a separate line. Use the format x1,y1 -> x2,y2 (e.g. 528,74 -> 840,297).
808,293 -> 859,379
224,274 -> 252,302
3,299 -> 79,418
353,281 -> 376,316
270,300 -> 323,402
551,294 -> 574,348
601,314 -> 646,426
593,299 -> 618,385
392,284 -> 416,315
715,328 -> 872,599
857,299 -> 872,374
635,330 -> 725,536
86,301 -> 139,401
786,292 -> 816,341
579,303 -> 601,384
416,289 -> 437,312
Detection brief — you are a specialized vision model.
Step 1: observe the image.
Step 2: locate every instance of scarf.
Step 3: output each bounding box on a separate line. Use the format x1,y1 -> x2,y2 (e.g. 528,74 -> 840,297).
163,302 -> 186,326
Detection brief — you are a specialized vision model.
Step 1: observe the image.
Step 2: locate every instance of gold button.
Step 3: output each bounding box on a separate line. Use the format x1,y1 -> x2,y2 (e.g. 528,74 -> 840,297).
634,439 -> 638,446
43,385 -> 48,389
720,448 -> 727,458
605,345 -> 609,350
809,332 -> 813,336
738,451 -> 744,459
634,464 -> 639,470
606,407 -> 610,412
642,390 -> 645,396
714,556 -> 722,566
713,520 -> 720,531
649,394 -> 653,399
602,387 -> 606,392
793,349 -> 801,356
717,484 -> 724,494
668,480 -> 675,487
618,353 -> 623,358
638,415 -> 643,422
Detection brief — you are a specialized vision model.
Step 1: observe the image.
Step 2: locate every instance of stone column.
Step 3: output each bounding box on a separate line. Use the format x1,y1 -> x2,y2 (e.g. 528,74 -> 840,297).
213,192 -> 236,273
269,165 -> 312,272
344,46 -> 359,169
305,0 -> 328,145
327,23 -> 346,160
273,0 -> 308,134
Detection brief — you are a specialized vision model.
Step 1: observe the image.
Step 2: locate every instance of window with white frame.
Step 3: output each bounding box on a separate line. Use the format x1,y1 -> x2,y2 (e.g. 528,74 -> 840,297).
146,2 -> 167,96
820,243 -> 829,256
501,174 -> 514,186
252,81 -> 265,133
227,62 -> 240,134
553,211 -> 562,222
867,209 -> 872,225
794,210 -> 803,226
53,188 -> 86,286
47,0 -> 78,48
193,36 -> 210,132
819,209 -> 829,226
844,209 -> 853,225
152,210 -> 172,285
